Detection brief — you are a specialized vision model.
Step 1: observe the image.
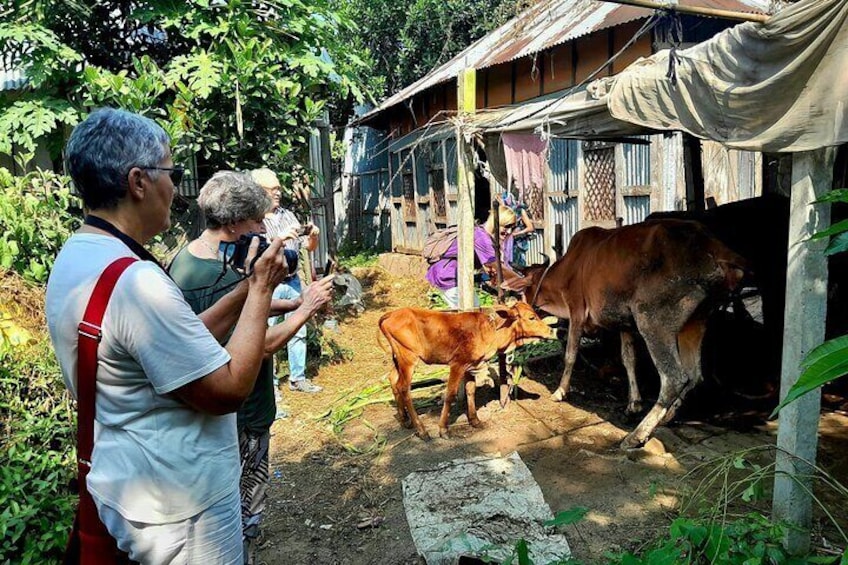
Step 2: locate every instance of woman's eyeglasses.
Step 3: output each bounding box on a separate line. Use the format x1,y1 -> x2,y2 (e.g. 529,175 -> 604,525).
502,223 -> 517,231
140,165 -> 185,187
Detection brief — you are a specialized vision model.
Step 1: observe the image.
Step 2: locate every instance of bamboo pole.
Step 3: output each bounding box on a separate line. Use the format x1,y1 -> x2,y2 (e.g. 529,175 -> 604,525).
491,198 -> 512,408
456,68 -> 477,311
598,0 -> 769,23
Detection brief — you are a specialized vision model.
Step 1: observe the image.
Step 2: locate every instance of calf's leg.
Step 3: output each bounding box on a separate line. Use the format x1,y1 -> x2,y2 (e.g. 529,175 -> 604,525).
465,378 -> 482,428
387,364 -> 408,428
395,350 -> 429,440
552,321 -> 582,401
439,364 -> 468,438
620,331 -> 643,415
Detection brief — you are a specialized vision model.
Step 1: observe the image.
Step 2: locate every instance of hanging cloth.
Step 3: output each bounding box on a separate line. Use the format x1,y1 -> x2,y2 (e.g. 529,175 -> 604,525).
502,133 -> 548,202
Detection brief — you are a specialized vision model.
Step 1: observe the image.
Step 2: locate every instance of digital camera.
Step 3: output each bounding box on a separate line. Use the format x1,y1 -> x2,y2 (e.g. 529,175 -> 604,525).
219,232 -> 269,270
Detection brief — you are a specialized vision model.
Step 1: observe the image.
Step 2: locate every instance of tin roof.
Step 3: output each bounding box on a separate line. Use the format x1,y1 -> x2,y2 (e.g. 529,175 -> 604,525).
357,0 -> 771,125
0,67 -> 26,92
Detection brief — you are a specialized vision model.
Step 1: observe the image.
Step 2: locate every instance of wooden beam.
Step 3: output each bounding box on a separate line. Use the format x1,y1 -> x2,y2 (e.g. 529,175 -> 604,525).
772,147 -> 836,554
456,68 -> 477,310
682,133 -> 705,211
598,0 -> 769,23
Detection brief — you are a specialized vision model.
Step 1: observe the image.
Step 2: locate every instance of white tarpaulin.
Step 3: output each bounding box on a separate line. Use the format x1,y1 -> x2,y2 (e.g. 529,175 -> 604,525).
607,0 -> 848,153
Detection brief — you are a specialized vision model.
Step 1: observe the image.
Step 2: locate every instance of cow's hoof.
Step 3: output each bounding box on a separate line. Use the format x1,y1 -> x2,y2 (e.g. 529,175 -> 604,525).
551,388 -> 566,402
468,417 -> 484,429
438,427 -> 451,439
415,429 -> 431,441
625,401 -> 643,416
395,414 -> 414,429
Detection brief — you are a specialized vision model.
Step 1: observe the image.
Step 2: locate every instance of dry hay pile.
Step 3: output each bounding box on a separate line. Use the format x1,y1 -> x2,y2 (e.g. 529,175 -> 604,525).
0,269 -> 48,342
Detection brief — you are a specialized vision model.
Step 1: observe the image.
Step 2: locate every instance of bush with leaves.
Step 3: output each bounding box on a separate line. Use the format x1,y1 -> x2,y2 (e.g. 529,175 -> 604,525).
0,167 -> 81,283
1,277 -> 77,563
1,1 -> 369,180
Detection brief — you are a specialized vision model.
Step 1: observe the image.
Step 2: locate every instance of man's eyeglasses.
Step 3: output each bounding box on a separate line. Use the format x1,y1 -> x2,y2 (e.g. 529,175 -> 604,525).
140,165 -> 185,187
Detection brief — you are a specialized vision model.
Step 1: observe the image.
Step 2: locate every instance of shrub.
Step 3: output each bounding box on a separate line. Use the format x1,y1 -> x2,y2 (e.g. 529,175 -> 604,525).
0,168 -> 81,283
1,276 -> 76,563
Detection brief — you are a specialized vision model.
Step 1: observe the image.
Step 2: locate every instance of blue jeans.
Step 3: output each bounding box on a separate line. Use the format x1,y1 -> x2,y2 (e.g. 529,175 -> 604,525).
271,276 -> 307,382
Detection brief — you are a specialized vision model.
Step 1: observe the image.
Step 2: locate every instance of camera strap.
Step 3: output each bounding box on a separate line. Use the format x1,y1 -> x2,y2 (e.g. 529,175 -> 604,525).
84,215 -> 164,271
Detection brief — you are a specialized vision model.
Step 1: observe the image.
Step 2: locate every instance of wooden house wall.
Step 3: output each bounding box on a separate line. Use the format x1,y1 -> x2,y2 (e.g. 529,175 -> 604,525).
381,25 -> 759,257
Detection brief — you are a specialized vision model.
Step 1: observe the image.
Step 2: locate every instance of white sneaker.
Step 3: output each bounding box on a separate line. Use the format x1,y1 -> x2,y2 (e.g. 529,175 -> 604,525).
288,379 -> 322,393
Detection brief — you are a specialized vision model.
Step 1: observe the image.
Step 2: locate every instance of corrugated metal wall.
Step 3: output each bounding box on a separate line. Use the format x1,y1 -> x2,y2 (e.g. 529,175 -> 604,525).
621,138 -> 652,225
622,140 -> 650,187
351,170 -> 391,249
622,196 -> 651,224
546,139 -> 580,260
549,139 -> 579,194
547,195 -> 579,258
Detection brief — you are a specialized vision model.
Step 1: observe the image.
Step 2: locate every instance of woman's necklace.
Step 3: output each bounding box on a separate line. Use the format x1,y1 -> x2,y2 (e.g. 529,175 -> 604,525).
195,234 -> 220,259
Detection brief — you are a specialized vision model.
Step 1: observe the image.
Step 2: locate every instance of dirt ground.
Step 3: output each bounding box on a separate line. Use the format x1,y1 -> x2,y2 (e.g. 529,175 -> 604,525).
257,266 -> 848,565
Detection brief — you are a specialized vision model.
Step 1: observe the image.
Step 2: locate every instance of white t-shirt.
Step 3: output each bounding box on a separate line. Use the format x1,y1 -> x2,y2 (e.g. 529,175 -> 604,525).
46,234 -> 237,524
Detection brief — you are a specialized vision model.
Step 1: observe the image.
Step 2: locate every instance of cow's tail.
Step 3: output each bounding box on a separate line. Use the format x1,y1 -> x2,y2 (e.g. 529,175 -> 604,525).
376,313 -> 391,354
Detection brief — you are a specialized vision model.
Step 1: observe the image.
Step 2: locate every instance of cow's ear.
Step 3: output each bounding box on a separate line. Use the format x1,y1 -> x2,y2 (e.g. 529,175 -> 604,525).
491,306 -> 516,329
717,259 -> 747,291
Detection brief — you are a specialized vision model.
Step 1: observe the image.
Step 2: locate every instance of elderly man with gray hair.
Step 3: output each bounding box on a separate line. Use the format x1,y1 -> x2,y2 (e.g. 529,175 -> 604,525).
250,167 -> 324,394
47,108 -> 290,563
169,170 -> 334,564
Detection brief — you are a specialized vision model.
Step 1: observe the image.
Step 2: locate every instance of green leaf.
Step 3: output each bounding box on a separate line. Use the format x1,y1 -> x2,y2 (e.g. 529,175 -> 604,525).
514,539 -> 532,565
815,189 -> 848,204
811,218 -> 848,240
544,507 -> 589,527
824,232 -> 848,256
772,336 -> 848,417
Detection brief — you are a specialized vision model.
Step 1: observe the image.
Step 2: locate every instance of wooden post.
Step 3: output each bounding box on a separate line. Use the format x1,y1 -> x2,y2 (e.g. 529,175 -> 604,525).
683,133 -> 705,212
491,197 -> 512,407
456,68 -> 477,310
772,147 -> 836,554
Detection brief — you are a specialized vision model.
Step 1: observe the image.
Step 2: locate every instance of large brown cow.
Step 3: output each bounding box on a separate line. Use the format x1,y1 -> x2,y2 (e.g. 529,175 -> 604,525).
378,302 -> 555,439
510,219 -> 747,448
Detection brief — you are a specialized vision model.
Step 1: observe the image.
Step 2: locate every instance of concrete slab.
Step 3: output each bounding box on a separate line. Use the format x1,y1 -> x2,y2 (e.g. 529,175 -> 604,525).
402,451 -> 571,565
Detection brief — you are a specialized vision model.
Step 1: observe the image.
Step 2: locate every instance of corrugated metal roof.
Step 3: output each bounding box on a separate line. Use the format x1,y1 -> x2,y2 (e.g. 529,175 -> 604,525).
357,0 -> 771,125
0,67 -> 26,92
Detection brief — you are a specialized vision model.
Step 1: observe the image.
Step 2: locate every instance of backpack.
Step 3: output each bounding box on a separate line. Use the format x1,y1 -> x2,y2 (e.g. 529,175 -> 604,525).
422,226 -> 459,264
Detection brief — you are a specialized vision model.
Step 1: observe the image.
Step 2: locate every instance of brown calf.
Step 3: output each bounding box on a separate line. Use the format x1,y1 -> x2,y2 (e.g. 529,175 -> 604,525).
378,302 -> 555,439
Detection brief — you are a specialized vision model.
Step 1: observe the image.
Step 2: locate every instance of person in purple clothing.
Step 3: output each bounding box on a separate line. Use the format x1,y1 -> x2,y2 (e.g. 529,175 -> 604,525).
426,205 -> 521,308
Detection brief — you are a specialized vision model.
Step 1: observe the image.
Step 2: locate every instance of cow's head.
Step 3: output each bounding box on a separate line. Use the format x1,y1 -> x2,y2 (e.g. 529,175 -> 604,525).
503,255 -> 550,305
491,301 -> 557,351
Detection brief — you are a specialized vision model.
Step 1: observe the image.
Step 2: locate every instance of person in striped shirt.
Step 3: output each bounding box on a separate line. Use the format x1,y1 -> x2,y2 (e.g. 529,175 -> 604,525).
251,167 -> 323,394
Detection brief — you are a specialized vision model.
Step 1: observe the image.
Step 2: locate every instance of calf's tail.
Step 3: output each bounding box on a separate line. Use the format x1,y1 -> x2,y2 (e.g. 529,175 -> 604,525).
376,313 -> 391,354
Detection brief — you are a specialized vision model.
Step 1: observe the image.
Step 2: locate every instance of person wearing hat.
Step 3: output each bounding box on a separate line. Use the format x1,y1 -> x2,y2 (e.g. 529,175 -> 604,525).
251,167 -> 324,394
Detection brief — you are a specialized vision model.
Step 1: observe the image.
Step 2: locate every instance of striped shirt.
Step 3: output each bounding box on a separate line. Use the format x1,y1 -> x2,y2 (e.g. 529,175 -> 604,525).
263,208 -> 302,252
